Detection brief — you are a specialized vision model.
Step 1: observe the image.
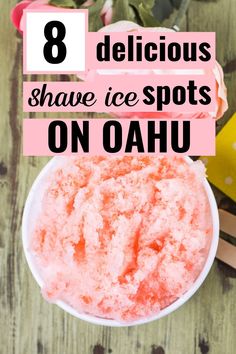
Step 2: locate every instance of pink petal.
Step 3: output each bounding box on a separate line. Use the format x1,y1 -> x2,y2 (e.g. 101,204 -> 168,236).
11,0 -> 32,33
103,7 -> 113,25
213,62 -> 228,120
100,0 -> 113,25
27,0 -> 50,10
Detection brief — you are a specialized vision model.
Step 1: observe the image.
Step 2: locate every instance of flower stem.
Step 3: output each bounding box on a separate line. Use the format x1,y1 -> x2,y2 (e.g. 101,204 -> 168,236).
172,0 -> 192,31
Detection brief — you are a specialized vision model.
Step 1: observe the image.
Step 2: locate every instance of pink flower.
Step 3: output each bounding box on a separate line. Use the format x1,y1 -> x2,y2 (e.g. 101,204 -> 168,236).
11,0 -> 51,33
82,21 -> 228,120
11,0 -> 114,34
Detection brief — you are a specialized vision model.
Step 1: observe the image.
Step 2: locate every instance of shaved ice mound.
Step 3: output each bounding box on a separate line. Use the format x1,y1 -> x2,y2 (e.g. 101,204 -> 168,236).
29,156 -> 212,323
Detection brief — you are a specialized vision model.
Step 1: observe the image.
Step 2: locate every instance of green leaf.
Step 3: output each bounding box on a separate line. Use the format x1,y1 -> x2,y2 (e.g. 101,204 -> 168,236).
49,0 -> 77,8
129,0 -> 160,27
87,0 -> 105,32
112,0 -> 159,28
137,3 -> 160,27
129,0 -> 155,11
112,0 -> 136,23
74,0 -> 88,6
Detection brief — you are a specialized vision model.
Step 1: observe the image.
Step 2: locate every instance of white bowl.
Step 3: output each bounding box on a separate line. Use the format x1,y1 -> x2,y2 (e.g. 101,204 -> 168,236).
22,156 -> 219,327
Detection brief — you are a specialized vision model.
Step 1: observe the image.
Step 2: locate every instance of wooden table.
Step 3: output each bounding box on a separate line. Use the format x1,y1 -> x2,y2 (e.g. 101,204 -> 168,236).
0,1 -> 236,353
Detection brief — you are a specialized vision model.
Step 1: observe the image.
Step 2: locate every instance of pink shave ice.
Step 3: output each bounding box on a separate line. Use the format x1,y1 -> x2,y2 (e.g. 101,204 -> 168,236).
30,156 -> 212,323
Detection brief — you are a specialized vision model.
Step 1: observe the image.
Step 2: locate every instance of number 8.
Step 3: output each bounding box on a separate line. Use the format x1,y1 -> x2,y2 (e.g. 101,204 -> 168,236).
44,21 -> 67,64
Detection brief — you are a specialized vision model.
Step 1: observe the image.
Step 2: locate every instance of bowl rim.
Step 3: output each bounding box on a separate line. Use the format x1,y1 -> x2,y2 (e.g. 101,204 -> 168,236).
22,156 -> 219,327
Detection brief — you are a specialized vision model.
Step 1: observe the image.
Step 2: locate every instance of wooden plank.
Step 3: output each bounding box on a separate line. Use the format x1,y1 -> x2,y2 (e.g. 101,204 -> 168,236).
0,1 -> 235,354
219,209 -> 236,239
217,238 -> 236,269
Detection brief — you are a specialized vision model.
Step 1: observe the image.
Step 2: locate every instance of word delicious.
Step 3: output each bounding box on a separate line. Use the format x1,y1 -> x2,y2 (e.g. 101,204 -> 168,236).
96,35 -> 211,63
27,82 -> 211,112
